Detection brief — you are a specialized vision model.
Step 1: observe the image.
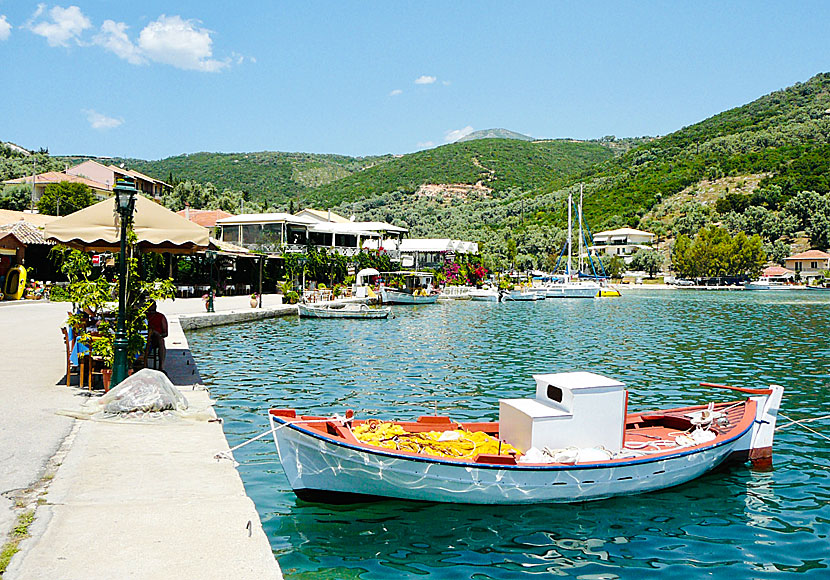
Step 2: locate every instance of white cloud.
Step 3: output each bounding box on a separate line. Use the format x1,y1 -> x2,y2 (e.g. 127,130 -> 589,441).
28,5 -> 91,47
0,15 -> 11,41
94,20 -> 145,65
414,75 -> 436,85
442,80 -> 451,86
389,89 -> 403,96
417,141 -> 435,149
444,126 -> 474,142
84,109 -> 123,130
138,15 -> 228,72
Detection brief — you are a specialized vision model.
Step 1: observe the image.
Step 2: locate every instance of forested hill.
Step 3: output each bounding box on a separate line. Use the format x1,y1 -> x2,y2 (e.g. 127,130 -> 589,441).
118,151 -> 393,205
305,139 -> 614,207
578,72 -> 830,228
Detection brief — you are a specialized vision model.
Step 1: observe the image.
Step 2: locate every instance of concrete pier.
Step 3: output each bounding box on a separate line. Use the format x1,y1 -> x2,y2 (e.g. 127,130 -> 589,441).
0,296 -> 288,579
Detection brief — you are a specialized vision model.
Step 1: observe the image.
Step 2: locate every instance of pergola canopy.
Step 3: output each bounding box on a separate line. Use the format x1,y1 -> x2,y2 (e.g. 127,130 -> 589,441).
44,196 -> 210,254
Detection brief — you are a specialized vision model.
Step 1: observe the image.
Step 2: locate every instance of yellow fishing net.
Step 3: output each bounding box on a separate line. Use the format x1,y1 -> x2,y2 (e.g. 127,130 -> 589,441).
352,421 -> 520,459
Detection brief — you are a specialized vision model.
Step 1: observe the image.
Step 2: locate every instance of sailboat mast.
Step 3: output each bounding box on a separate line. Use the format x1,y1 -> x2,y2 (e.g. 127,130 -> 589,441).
578,184 -> 584,274
567,190 -> 573,277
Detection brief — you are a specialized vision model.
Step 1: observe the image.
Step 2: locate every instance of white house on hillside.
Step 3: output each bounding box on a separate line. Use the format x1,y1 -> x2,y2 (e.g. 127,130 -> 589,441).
590,227 -> 655,263
66,160 -> 170,198
784,249 -> 830,281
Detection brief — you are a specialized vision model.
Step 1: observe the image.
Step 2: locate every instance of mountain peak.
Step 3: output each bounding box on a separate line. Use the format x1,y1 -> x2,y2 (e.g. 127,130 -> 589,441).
457,128 -> 535,143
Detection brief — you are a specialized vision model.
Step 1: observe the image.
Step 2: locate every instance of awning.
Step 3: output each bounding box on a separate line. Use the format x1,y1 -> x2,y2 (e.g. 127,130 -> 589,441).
44,196 -> 209,254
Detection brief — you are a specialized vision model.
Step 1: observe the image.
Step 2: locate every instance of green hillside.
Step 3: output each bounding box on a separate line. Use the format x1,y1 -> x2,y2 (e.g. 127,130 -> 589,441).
579,72 -> 830,228
117,150 -> 393,206
306,138 -> 613,207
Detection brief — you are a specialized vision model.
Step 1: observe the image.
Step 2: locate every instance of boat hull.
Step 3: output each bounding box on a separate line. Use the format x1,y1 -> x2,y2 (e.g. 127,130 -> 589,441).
298,303 -> 391,319
270,414 -> 751,505
469,290 -> 500,302
502,290 -> 541,301
543,283 -> 600,298
380,289 -> 439,304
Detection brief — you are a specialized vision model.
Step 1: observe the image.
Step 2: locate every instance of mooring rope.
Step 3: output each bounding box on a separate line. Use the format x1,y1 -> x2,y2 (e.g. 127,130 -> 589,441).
213,418 -> 339,463
777,413 -> 830,442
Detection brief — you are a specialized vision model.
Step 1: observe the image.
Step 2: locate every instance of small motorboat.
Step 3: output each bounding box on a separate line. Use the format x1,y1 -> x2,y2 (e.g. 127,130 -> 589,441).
502,288 -> 542,301
379,271 -> 439,305
744,277 -> 798,290
269,372 -> 782,504
469,287 -> 501,302
298,303 -> 391,319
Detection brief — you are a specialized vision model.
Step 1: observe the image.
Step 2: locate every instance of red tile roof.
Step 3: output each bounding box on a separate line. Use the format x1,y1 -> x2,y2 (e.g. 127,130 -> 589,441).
176,209 -> 233,227
3,171 -> 111,192
762,265 -> 794,277
786,249 -> 830,260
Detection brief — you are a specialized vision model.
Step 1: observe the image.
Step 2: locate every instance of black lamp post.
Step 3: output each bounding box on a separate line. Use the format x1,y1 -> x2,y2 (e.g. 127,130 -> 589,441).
111,177 -> 137,387
205,250 -> 216,312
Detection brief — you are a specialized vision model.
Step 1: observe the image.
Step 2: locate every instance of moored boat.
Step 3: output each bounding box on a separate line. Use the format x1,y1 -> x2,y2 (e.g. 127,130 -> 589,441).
469,287 -> 501,302
298,303 -> 391,319
269,372 -> 783,504
744,278 -> 798,291
437,285 -> 473,301
379,271 -> 439,304
502,288 -> 542,301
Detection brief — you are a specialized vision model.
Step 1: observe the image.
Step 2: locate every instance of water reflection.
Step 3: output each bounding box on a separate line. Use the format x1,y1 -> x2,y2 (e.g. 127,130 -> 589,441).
190,290 -> 830,578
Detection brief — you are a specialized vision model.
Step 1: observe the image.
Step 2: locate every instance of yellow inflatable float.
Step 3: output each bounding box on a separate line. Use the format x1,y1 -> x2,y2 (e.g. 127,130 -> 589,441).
3,265 -> 27,300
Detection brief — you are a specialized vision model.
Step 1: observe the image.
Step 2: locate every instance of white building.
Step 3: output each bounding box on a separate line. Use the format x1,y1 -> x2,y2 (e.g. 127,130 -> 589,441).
399,238 -> 480,269
590,227 -> 655,263
215,210 -> 407,256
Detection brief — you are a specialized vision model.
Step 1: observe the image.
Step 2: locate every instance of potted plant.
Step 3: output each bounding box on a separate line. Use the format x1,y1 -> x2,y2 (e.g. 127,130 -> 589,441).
250,293 -> 259,308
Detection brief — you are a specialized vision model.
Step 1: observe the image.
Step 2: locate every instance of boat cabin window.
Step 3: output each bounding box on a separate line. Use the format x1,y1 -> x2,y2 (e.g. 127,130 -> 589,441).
546,385 -> 563,403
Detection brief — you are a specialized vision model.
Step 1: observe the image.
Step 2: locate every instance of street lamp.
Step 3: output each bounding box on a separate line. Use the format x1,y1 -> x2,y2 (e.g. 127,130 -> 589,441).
205,250 -> 217,312
111,177 -> 138,387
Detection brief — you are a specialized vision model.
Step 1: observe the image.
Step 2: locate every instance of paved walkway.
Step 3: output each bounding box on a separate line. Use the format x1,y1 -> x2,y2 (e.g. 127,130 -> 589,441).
0,297 -> 286,579
0,301 -> 77,547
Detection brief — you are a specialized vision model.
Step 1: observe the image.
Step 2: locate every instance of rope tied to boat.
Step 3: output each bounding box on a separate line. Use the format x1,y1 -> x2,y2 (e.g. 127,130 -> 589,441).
213,415 -> 349,465
777,413 -> 830,442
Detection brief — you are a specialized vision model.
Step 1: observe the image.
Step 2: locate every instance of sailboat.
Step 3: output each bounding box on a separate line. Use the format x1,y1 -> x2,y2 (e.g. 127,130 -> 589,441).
542,185 -> 600,298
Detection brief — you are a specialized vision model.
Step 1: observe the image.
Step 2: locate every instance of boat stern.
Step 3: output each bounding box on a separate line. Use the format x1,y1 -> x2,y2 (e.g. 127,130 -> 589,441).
747,384 -> 784,466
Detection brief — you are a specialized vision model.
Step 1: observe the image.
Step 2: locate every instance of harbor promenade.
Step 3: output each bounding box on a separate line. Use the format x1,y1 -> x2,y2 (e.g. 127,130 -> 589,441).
0,295 -> 293,579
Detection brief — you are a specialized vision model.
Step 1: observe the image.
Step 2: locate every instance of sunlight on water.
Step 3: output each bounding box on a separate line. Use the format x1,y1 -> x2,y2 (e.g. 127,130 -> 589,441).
189,289 -> 830,578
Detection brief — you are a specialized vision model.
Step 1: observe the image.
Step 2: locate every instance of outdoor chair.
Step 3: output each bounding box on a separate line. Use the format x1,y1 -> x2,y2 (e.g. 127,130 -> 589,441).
62,327 -> 82,387
145,344 -> 161,370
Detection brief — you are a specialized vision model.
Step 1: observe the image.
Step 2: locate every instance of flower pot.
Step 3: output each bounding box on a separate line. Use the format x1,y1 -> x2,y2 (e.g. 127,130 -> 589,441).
102,368 -> 112,391
250,297 -> 258,308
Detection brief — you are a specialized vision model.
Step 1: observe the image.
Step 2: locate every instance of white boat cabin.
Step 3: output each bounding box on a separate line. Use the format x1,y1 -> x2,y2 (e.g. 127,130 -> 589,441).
499,372 -> 627,453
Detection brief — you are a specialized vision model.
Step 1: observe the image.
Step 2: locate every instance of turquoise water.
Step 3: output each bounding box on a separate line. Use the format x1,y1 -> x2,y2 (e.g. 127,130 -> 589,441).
188,290 -> 830,579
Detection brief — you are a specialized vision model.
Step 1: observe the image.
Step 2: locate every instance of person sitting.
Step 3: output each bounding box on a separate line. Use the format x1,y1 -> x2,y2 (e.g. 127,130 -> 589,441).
145,301 -> 168,371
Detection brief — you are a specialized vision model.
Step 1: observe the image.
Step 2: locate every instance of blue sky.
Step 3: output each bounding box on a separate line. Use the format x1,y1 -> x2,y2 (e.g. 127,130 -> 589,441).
1,1 -> 828,160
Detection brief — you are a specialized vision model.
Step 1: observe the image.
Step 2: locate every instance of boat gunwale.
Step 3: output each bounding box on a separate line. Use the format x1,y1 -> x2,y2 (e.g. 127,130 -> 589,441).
268,399 -> 756,471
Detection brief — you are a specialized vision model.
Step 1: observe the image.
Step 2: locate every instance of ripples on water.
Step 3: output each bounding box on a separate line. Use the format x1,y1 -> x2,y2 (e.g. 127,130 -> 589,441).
188,290 -> 830,578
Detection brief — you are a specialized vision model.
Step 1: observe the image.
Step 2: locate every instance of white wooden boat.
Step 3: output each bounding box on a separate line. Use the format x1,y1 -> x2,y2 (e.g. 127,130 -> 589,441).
502,289 -> 542,301
269,372 -> 783,504
298,303 -> 391,319
437,285 -> 473,301
744,278 -> 798,291
380,271 -> 439,304
380,288 -> 439,304
469,287 -> 500,302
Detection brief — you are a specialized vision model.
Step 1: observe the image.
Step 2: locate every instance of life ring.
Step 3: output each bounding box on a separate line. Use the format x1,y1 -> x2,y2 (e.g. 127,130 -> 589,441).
3,265 -> 27,300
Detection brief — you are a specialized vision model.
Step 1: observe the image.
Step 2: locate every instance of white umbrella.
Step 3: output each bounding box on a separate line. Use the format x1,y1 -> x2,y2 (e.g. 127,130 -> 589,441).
356,268 -> 380,285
